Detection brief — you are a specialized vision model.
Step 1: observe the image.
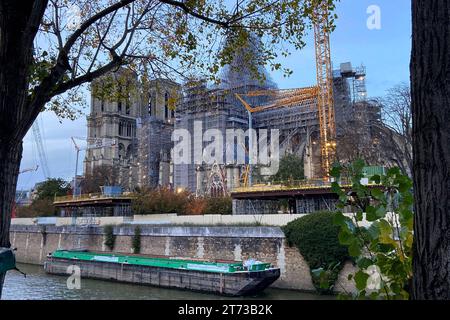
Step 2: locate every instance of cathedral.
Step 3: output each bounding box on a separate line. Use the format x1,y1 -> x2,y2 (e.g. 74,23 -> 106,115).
84,68 -> 179,191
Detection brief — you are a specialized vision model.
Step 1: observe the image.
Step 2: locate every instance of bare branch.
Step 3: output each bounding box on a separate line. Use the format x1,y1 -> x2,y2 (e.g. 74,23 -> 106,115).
52,56 -> 125,96
158,0 -> 231,28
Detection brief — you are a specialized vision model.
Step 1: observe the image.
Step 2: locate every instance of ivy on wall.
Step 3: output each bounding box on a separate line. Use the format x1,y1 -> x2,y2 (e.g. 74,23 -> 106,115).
132,226 -> 141,254
103,225 -> 116,251
282,211 -> 349,294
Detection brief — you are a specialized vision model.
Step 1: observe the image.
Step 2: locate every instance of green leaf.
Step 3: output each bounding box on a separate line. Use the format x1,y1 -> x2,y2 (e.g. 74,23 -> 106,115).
331,181 -> 344,196
387,167 -> 400,176
336,202 -> 345,209
352,159 -> 366,173
367,223 -> 380,239
348,239 -> 362,257
339,194 -> 348,203
354,270 -> 369,291
366,206 -> 377,221
338,230 -> 353,245
330,165 -> 341,179
356,257 -> 373,269
398,180 -> 412,193
370,174 -> 381,184
333,212 -> 345,227
369,292 -> 380,299
399,207 -> 413,223
378,219 -> 395,245
371,188 -> 386,202
401,192 -> 414,206
344,218 -> 357,233
356,211 -> 363,221
375,205 -> 386,218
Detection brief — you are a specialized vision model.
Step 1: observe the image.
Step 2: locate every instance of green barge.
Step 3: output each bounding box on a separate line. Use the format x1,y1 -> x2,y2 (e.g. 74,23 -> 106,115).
44,250 -> 280,296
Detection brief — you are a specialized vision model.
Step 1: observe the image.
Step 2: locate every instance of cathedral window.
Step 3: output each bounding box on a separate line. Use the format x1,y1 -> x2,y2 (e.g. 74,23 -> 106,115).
164,92 -> 169,119
118,84 -> 123,112
126,91 -> 131,115
118,143 -> 125,159
126,123 -> 131,136
148,94 -> 152,115
119,122 -> 123,136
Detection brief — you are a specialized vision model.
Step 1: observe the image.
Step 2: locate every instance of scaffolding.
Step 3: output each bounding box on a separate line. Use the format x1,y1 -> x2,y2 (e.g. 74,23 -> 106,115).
137,116 -> 173,189
353,65 -> 367,103
174,82 -> 250,194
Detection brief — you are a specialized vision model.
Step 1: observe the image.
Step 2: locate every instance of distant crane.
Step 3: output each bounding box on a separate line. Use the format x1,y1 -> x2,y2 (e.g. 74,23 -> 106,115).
70,137 -> 117,198
12,165 -> 39,218
19,165 -> 39,175
32,119 -> 51,179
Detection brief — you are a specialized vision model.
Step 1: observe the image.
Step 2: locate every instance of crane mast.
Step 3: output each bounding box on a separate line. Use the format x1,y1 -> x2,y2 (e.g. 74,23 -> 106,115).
313,4 -> 336,179
32,121 -> 51,179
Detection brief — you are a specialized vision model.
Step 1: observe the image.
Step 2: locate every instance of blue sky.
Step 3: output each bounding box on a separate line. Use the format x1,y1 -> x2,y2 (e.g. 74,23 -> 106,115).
17,0 -> 412,190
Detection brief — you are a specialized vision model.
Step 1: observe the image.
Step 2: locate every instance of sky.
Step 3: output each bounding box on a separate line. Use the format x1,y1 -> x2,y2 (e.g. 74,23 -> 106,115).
16,0 -> 412,190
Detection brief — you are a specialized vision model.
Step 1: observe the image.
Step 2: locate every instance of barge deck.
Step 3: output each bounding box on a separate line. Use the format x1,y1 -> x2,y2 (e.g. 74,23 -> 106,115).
44,250 -> 280,296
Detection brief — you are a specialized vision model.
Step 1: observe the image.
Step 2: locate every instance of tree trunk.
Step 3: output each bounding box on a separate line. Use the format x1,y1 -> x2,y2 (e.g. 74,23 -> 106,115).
0,143 -> 23,297
0,1 -> 47,297
411,0 -> 450,299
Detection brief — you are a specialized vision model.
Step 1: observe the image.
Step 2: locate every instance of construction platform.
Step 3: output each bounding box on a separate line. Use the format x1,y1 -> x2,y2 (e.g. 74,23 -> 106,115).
230,180 -> 380,215
53,193 -> 134,217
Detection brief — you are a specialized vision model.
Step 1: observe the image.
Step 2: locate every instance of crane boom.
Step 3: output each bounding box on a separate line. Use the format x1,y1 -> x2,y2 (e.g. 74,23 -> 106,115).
313,3 -> 336,178
235,86 -> 318,114
32,121 -> 51,179
19,165 -> 39,174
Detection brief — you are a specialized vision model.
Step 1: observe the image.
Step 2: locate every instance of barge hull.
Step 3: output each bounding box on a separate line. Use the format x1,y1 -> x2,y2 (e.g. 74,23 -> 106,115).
44,257 -> 280,296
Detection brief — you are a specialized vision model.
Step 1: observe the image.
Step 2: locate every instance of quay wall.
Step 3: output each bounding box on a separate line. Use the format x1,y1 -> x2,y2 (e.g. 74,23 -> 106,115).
9,224 -> 356,293
11,214 -> 306,227
11,213 -> 370,228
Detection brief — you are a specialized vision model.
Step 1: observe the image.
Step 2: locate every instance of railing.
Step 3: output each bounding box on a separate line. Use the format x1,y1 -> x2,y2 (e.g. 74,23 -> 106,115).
232,180 -> 332,193
231,178 -> 378,193
54,192 -> 134,203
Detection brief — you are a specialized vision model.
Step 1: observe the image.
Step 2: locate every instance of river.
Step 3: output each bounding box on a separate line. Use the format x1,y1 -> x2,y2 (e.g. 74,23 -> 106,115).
2,263 -> 331,300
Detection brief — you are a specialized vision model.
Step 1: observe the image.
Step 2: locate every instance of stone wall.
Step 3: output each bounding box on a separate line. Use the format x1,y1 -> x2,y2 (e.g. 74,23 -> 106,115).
9,224 -> 355,293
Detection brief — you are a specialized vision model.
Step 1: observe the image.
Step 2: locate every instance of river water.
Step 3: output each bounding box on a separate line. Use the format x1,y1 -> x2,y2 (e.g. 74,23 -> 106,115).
2,264 -> 330,300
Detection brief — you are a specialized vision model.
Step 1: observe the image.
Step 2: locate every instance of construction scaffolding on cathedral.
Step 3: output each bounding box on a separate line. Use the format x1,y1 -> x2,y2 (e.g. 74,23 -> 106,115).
83,52 -> 379,199
84,69 -> 179,192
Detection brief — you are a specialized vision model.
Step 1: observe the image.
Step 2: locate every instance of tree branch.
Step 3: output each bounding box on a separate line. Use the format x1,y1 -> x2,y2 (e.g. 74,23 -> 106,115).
52,56 -> 125,96
158,0 -> 231,28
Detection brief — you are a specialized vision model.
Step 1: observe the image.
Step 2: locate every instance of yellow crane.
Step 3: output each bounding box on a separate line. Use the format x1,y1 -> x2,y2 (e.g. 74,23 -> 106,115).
235,3 -> 336,180
313,3 -> 336,179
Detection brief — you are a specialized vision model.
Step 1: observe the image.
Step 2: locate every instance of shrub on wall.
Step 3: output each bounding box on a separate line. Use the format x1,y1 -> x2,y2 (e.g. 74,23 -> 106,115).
282,211 -> 349,294
184,197 -> 207,215
204,196 -> 232,215
104,225 -> 116,251
16,199 -> 56,217
132,187 -> 189,215
132,188 -> 232,215
132,226 -> 141,254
